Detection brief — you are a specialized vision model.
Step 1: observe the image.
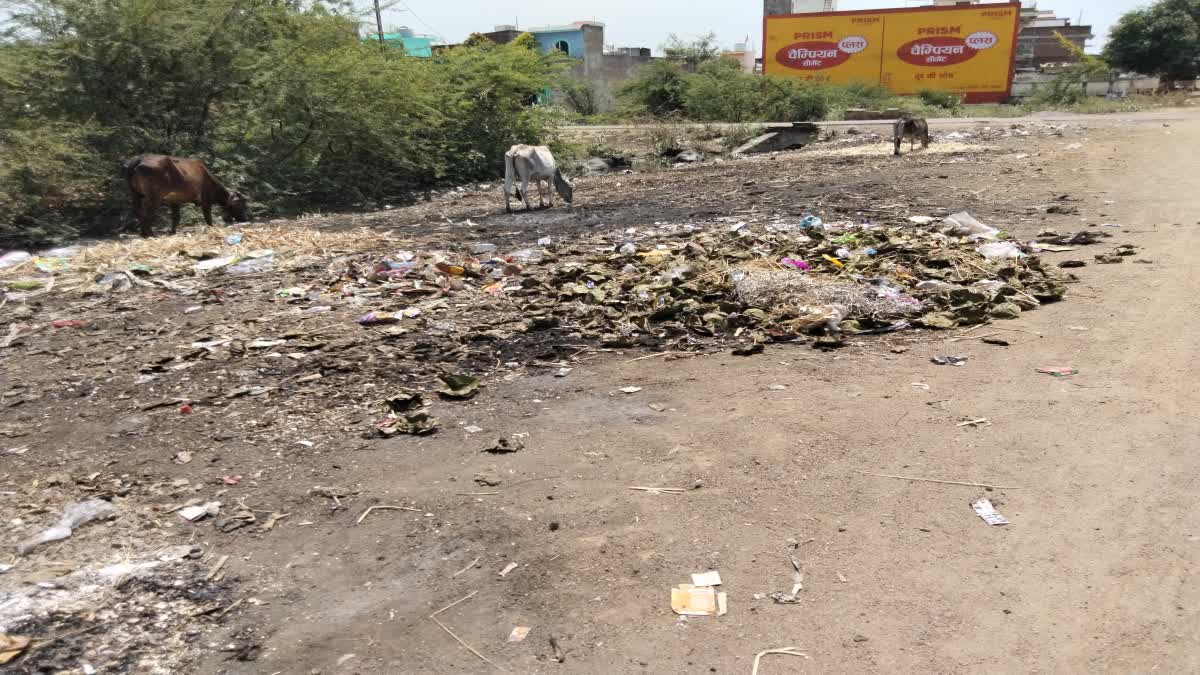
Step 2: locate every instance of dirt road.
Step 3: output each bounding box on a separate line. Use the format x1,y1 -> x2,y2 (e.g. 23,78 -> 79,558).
237,116 -> 1199,673
3,112 -> 1198,674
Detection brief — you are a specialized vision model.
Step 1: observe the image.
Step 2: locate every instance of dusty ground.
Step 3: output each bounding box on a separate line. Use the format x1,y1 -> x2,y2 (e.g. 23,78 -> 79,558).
2,110 -> 1198,674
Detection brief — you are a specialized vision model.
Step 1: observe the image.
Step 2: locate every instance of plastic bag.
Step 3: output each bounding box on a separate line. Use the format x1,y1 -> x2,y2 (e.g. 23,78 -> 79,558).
17,499 -> 118,555
0,251 -> 32,269
944,212 -> 999,241
225,250 -> 274,274
976,242 -> 1024,260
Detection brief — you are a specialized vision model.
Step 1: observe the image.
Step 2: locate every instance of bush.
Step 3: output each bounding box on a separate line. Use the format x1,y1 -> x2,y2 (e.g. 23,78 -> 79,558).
683,59 -> 759,122
759,78 -> 831,121
1030,73 -> 1090,105
917,89 -> 963,110
619,60 -> 689,116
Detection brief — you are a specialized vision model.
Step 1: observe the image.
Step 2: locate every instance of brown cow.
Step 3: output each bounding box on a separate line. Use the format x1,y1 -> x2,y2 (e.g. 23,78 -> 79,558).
122,154 -> 248,236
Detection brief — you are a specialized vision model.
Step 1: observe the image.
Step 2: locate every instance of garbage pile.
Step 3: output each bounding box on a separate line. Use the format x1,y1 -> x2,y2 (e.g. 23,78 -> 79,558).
324,212 -> 1067,354
0,213 -> 1081,441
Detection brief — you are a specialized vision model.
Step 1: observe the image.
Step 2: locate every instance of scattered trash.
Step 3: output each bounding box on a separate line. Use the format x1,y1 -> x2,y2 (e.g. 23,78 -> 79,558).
629,486 -> 686,494
943,212 -> 999,240
732,343 -> 764,356
355,504 -> 420,525
691,570 -> 722,587
50,319 -> 86,329
0,634 -> 31,665
483,437 -> 524,454
225,233 -> 244,245
982,338 -> 1010,346
779,257 -> 810,271
957,418 -> 991,427
619,386 -> 643,394
751,647 -> 810,675
1036,366 -> 1078,377
931,355 -> 968,366
0,251 -> 33,269
972,498 -> 1010,526
225,249 -> 274,274
767,559 -> 804,604
193,255 -> 237,274
358,311 -> 400,326
554,367 -> 573,377
178,502 -> 221,522
474,471 -> 502,487
34,256 -> 70,274
977,241 -> 1025,260
17,499 -> 119,555
671,583 -> 727,617
508,627 -> 531,643
385,391 -> 425,413
498,562 -> 519,578
797,215 -> 824,231
438,373 -> 481,400
173,451 -> 194,464
7,279 -> 44,291
463,425 -> 484,434
1058,260 -> 1087,268
376,412 -> 439,436
907,216 -> 936,225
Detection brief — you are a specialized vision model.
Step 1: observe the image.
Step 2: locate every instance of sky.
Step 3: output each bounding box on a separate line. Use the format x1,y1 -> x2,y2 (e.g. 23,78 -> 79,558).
380,0 -> 1148,54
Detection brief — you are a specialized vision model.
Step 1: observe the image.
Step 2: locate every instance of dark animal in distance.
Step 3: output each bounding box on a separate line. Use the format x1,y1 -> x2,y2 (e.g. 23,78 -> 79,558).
122,154 -> 248,236
894,116 -> 931,156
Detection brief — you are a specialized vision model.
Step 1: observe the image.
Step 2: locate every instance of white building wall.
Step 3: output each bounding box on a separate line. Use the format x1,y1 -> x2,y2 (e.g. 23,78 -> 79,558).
791,0 -> 837,12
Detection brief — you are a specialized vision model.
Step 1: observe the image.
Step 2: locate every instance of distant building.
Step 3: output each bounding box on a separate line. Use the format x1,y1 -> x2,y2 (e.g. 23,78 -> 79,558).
723,40 -> 759,74
1015,6 -> 1093,70
764,0 -> 836,15
483,21 -> 655,112
379,26 -> 437,57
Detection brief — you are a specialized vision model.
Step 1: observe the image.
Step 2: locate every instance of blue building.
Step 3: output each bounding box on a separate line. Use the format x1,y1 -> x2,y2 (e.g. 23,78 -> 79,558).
379,26 -> 437,57
481,21 -> 655,112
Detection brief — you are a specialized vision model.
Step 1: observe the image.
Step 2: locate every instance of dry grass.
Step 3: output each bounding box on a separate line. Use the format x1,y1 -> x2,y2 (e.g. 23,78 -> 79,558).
1,225 -> 398,287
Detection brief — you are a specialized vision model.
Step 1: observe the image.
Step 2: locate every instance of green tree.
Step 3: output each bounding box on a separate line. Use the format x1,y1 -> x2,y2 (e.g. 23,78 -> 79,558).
619,60 -> 689,116
757,77 -> 830,121
682,57 -> 757,121
1104,0 -> 1200,83
662,31 -> 722,70
511,32 -> 540,51
561,78 -> 602,117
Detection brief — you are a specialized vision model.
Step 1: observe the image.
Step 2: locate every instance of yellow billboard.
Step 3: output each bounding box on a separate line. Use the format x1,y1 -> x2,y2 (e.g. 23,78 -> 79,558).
764,2 -> 1021,103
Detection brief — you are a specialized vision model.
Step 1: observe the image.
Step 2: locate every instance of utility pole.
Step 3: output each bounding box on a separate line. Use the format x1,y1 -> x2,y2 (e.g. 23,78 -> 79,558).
374,0 -> 385,46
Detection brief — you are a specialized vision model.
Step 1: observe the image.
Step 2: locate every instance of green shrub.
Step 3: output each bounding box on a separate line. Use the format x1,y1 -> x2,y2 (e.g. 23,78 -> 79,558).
619,61 -> 689,116
917,89 -> 963,110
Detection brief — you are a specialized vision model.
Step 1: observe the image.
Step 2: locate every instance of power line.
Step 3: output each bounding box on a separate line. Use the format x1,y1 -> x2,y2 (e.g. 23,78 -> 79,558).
395,0 -> 443,40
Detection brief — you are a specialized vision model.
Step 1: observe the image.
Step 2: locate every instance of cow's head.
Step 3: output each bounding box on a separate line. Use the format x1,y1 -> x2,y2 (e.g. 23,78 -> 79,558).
553,169 -> 574,207
223,191 -> 249,223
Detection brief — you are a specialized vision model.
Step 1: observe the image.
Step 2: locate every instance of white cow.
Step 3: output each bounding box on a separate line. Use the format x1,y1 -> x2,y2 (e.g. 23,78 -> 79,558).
503,144 -> 574,213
